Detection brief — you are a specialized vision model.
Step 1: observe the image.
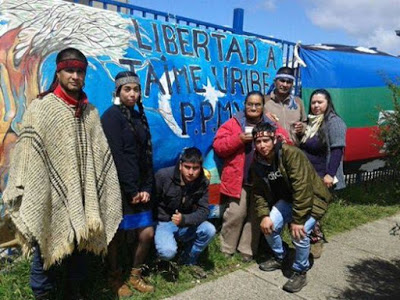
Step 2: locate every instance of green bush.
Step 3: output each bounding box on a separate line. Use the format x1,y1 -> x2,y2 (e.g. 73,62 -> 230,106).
377,83 -> 400,173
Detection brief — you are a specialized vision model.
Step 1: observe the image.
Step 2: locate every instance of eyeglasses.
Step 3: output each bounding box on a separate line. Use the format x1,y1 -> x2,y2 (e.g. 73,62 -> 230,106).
246,102 -> 263,108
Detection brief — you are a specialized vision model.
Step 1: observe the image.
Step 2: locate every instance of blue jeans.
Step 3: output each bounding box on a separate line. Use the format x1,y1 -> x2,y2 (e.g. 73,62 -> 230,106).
155,221 -> 216,265
264,200 -> 316,272
31,245 -> 88,297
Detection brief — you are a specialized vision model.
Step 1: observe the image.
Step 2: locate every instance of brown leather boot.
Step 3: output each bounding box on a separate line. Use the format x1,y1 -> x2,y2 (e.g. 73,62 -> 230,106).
128,268 -> 155,293
108,270 -> 133,298
116,283 -> 133,298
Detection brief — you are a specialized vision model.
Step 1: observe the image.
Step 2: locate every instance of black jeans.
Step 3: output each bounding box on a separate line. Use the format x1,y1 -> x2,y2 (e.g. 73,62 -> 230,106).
30,245 -> 88,297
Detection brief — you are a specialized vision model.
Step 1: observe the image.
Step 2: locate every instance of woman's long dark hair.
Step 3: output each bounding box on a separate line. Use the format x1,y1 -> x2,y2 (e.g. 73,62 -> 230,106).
115,71 -> 153,170
38,48 -> 87,99
307,89 -> 338,147
308,89 -> 337,117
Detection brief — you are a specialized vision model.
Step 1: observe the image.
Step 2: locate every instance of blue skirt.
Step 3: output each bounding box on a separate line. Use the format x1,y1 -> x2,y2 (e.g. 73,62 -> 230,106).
118,210 -> 154,230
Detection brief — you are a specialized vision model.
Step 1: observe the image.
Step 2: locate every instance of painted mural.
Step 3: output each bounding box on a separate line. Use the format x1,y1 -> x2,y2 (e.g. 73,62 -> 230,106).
0,0 -> 282,224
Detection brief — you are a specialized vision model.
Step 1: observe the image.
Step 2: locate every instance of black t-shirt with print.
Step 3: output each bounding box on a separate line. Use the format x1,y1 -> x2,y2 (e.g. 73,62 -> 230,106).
265,162 -> 291,202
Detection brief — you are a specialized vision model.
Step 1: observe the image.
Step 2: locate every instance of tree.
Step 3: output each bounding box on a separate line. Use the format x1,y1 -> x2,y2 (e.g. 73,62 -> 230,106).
0,0 -> 133,191
377,82 -> 400,173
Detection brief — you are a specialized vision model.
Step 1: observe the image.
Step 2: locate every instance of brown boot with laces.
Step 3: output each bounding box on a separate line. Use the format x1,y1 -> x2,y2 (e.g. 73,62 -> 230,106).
129,267 -> 155,293
108,270 -> 133,298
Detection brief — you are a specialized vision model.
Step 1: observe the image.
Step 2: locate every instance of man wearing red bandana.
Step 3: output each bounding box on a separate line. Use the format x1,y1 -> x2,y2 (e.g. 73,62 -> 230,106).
46,50 -> 89,117
251,122 -> 331,293
3,48 -> 122,299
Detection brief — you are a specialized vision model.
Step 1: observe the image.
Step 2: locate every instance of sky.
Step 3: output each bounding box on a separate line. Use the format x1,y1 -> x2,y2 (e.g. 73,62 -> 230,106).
127,0 -> 400,55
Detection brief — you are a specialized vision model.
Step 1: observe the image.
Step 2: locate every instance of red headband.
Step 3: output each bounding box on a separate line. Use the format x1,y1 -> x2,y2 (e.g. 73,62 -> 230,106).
56,59 -> 87,72
254,131 -> 275,139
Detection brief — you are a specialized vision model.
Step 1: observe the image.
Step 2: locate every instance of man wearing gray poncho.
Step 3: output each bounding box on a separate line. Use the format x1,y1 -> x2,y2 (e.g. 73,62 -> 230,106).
3,48 -> 122,299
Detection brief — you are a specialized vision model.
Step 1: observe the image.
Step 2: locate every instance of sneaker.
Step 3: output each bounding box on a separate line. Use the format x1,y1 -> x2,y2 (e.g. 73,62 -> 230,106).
282,271 -> 307,293
140,264 -> 151,277
259,257 -> 283,272
187,265 -> 207,279
129,268 -> 155,293
157,260 -> 179,282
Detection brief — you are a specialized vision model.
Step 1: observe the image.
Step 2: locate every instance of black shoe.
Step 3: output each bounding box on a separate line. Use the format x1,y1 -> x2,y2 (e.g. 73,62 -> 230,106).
157,260 -> 179,282
259,257 -> 283,272
240,253 -> 253,263
64,280 -> 85,300
140,263 -> 151,277
65,288 -> 85,300
187,265 -> 207,279
282,271 -> 307,293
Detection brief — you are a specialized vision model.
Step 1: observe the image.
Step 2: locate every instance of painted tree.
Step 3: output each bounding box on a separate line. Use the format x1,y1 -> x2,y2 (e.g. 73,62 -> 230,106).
0,0 -> 133,191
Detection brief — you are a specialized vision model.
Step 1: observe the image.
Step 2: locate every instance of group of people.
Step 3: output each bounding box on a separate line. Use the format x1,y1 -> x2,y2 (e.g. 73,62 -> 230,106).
215,66 -> 346,292
2,48 -> 346,299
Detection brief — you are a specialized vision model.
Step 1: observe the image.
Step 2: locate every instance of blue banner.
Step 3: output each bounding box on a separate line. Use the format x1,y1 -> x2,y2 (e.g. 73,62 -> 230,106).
299,45 -> 400,89
119,17 -> 283,171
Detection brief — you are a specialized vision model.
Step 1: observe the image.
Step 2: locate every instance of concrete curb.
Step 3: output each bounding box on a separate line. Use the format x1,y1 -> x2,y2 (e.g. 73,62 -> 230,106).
165,213 -> 400,299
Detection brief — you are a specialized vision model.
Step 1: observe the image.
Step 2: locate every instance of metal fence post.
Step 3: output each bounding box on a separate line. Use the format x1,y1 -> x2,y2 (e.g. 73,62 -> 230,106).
232,8 -> 244,34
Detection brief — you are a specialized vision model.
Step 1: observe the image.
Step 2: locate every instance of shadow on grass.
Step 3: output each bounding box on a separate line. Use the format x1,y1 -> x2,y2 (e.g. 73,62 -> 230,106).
333,257 -> 400,299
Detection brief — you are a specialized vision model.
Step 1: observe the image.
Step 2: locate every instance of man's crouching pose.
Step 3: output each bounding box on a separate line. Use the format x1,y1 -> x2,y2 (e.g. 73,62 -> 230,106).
154,147 -> 216,279
251,122 -> 331,293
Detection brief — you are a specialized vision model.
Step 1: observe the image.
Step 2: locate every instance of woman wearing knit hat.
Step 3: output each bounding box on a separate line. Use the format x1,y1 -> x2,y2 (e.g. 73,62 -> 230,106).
101,71 -> 155,297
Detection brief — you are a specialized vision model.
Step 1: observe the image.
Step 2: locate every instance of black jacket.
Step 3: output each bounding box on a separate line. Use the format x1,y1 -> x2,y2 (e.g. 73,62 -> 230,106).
155,162 -> 209,226
101,105 -> 153,201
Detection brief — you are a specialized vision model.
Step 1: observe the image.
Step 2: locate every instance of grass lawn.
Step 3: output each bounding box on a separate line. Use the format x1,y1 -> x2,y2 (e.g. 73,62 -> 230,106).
1,178 -> 399,300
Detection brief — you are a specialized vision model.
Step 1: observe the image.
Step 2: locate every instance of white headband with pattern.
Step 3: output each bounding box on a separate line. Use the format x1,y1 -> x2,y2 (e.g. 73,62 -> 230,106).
275,73 -> 295,81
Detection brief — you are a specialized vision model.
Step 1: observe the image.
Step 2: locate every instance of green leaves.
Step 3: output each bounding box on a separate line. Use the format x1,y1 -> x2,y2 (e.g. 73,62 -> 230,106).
377,83 -> 400,172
